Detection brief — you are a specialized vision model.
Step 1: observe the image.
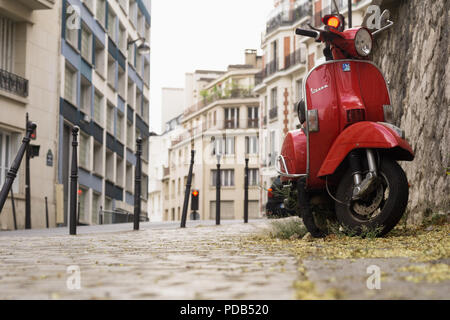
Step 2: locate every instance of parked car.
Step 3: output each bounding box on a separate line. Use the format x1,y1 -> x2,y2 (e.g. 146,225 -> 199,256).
265,176 -> 296,218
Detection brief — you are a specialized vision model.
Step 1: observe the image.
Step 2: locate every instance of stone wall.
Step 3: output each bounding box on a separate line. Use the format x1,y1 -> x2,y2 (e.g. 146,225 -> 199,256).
369,0 -> 449,222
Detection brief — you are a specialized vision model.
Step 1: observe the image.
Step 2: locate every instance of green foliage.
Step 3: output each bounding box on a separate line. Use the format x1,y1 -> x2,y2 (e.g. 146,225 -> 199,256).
326,221 -> 383,239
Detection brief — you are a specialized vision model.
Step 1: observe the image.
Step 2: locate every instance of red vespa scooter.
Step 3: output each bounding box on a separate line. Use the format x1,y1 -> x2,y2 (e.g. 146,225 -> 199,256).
276,10 -> 414,237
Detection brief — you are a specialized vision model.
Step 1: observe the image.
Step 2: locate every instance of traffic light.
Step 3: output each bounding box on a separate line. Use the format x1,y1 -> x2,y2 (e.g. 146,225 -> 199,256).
29,122 -> 37,140
191,189 -> 199,211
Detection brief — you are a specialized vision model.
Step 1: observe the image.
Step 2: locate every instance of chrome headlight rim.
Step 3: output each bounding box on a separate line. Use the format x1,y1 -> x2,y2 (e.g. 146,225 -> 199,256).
355,28 -> 373,57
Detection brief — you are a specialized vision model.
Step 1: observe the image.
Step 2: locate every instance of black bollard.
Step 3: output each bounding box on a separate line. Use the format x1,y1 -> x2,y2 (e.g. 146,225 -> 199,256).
69,126 -> 79,235
45,196 -> 49,228
133,137 -> 142,231
216,154 -> 221,225
0,122 -> 36,214
181,150 -> 195,228
25,114 -> 31,229
11,190 -> 17,230
348,0 -> 352,28
244,158 -> 249,224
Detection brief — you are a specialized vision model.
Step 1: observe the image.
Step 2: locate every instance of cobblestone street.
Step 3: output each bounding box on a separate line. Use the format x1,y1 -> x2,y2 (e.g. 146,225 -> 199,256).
0,220 -> 299,300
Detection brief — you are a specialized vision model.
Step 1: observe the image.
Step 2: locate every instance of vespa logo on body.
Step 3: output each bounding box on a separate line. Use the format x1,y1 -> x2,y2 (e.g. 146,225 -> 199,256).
311,84 -> 329,95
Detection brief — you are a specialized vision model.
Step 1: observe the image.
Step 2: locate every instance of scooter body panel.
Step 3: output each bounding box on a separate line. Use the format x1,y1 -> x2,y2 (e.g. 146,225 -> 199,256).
280,59 -> 394,189
317,121 -> 415,177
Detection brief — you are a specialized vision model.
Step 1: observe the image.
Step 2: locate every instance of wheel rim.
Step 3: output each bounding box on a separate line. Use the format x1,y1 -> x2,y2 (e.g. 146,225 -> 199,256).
349,172 -> 390,222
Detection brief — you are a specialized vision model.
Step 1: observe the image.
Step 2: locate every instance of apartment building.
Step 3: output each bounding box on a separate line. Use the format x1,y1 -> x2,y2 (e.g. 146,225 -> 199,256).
58,0 -> 151,225
148,109 -> 184,222
0,0 -> 59,230
255,0 -> 372,213
160,50 -> 262,221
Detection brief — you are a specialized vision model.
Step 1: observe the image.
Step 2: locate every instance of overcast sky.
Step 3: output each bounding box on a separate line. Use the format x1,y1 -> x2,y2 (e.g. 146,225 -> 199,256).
149,0 -> 274,134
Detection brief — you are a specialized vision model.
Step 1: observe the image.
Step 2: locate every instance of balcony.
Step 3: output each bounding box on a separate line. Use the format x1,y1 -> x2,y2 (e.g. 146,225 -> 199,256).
17,0 -> 55,10
247,118 -> 259,129
283,49 -> 306,70
184,88 -> 257,117
0,69 -> 28,98
266,1 -> 312,35
269,107 -> 278,120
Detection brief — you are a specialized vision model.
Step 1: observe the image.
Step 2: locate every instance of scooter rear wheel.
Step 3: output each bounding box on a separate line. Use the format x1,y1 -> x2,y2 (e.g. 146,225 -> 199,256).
335,157 -> 409,237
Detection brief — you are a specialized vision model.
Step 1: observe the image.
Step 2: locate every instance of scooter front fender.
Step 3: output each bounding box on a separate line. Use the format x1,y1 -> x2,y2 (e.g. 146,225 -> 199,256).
317,122 -> 414,178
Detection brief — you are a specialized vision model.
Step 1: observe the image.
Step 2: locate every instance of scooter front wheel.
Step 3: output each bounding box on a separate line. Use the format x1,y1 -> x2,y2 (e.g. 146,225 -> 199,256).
335,157 -> 409,237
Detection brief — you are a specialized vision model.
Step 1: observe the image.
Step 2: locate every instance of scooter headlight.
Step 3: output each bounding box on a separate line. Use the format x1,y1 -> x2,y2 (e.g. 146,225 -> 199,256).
355,28 -> 373,57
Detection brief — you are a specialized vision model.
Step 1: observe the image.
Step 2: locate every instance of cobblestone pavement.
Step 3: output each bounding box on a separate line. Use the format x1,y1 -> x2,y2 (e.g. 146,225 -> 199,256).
0,220 -> 299,300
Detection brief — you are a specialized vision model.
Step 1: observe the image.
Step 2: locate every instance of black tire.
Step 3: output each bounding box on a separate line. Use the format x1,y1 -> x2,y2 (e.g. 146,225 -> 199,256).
335,157 -> 409,236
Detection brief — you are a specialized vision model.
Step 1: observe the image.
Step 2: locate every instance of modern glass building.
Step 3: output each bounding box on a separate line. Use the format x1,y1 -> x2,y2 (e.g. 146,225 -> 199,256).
58,0 -> 151,225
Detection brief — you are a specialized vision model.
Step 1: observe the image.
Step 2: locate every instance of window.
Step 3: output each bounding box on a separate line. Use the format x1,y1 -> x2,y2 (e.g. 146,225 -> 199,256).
129,0 -> 138,27
126,163 -> 133,192
0,131 -> 11,187
144,59 -> 150,85
106,103 -> 114,133
64,64 -> 77,105
211,169 -> 235,187
107,8 -> 116,42
94,38 -> 105,76
116,156 -> 124,187
127,81 -> 135,107
78,186 -> 88,222
135,90 -> 142,115
0,15 -> 15,72
81,25 -> 93,63
271,87 -> 277,110
137,11 -> 145,37
80,77 -> 91,114
119,23 -> 127,53
127,120 -> 133,148
248,169 -> 259,186
117,111 -> 124,141
92,192 -> 100,224
105,150 -> 114,181
127,36 -> 135,64
65,10 -> 79,48
211,136 -> 234,155
93,141 -> 103,174
245,136 -> 259,155
224,108 -> 239,129
96,0 -> 106,26
79,133 -> 90,169
142,98 -> 149,122
107,53 -> 116,88
248,106 -> 259,128
93,90 -> 103,124
118,65 -> 126,98
142,137 -> 149,161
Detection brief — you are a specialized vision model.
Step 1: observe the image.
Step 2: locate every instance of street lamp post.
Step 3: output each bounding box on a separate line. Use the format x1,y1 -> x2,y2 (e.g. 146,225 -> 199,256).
244,158 -> 249,223
216,153 -> 221,225
134,137 -> 143,231
69,126 -> 79,235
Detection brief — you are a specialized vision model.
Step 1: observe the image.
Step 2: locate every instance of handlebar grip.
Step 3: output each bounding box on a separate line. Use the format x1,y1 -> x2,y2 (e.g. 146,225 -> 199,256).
295,28 -> 319,38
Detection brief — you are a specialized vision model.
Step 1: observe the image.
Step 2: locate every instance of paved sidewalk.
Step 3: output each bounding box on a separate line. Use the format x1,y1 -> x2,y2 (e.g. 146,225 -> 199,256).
0,221 -> 298,300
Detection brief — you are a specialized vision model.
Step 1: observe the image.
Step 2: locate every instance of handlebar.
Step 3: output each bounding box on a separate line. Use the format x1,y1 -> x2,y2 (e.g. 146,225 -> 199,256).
295,28 -> 319,39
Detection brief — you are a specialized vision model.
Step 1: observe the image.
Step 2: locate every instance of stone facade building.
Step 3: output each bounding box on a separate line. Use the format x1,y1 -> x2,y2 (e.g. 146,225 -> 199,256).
0,0 -> 59,230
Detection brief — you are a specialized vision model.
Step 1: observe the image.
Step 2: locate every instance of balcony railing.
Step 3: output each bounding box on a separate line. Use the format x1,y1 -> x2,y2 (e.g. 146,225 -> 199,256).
266,1 -> 313,35
184,88 -> 257,117
0,69 -> 28,97
283,49 -> 307,70
247,118 -> 259,128
269,107 -> 278,120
